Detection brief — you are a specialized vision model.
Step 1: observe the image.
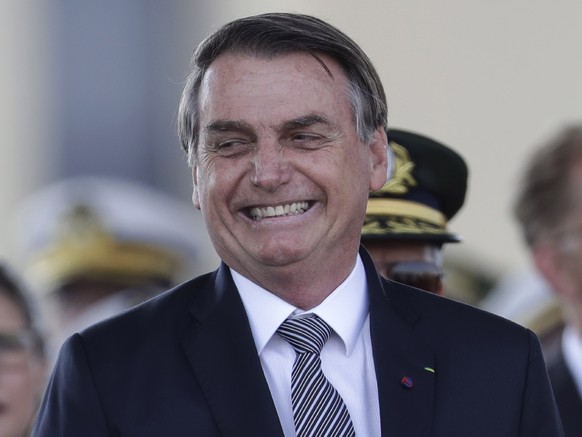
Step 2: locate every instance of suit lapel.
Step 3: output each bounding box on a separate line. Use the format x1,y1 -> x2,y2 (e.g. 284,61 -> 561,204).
362,248 -> 435,437
182,264 -> 284,437
182,252 -> 435,436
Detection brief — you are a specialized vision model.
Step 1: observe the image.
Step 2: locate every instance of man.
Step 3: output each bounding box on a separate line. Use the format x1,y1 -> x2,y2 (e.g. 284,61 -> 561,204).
33,13 -> 563,436
513,125 -> 582,437
361,129 -> 468,295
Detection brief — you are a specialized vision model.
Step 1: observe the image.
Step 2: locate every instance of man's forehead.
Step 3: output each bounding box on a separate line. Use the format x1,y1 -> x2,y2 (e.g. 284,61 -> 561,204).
198,52 -> 350,128
202,51 -> 342,87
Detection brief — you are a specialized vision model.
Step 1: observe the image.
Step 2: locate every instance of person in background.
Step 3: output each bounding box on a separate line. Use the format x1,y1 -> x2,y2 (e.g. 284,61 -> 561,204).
513,125 -> 582,437
0,264 -> 47,437
8,176 -> 217,358
361,129 -> 468,295
33,12 -> 563,436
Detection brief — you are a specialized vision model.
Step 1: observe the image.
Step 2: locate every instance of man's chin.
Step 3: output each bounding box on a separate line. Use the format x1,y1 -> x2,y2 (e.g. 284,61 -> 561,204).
253,244 -> 314,268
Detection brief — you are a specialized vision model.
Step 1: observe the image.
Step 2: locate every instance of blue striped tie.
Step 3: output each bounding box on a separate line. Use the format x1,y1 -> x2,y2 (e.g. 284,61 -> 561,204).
277,314 -> 356,437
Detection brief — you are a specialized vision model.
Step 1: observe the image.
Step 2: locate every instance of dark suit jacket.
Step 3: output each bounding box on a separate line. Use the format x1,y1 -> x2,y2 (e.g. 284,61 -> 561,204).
546,341 -> 582,437
33,248 -> 563,436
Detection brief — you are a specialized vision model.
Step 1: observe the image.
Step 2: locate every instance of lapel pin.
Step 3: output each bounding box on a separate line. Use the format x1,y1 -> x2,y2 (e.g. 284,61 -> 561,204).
424,367 -> 435,373
400,376 -> 413,389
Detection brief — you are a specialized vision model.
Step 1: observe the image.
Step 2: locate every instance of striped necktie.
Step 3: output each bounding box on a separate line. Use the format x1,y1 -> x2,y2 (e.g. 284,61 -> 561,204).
277,314 -> 356,437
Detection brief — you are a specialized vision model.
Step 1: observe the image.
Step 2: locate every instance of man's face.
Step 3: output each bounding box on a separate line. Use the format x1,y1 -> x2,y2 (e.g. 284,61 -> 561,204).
192,52 -> 387,279
0,293 -> 46,437
533,162 -> 582,323
550,164 -> 582,306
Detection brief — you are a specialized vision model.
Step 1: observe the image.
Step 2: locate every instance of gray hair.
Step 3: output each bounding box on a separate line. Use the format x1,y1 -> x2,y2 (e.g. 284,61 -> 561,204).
177,12 -> 388,166
514,125 -> 582,247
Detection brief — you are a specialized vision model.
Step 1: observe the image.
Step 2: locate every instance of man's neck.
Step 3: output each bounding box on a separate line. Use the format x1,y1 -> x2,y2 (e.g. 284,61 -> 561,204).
234,253 -> 359,310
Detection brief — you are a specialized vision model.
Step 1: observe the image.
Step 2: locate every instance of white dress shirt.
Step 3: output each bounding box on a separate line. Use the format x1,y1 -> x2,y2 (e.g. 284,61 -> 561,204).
233,255 -> 381,437
562,325 -> 582,398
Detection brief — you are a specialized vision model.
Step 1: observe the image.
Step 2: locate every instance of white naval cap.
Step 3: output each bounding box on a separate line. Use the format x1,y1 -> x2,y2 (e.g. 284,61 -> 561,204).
7,176 -> 218,295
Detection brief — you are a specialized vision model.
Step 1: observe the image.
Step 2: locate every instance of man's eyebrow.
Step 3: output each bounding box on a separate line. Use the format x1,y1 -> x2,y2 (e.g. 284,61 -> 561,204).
204,115 -> 332,135
278,114 -> 332,131
204,120 -> 254,134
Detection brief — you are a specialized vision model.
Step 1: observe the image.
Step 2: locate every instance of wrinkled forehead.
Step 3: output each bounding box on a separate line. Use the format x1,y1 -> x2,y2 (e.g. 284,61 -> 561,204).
202,50 -> 342,87
198,52 -> 351,120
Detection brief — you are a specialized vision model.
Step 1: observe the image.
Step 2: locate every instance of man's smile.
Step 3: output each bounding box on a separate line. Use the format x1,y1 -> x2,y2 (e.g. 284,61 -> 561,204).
249,201 -> 312,220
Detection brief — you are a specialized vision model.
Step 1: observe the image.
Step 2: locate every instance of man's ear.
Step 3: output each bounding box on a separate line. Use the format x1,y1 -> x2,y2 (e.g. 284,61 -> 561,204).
191,165 -> 201,210
369,128 -> 389,191
533,244 -> 576,299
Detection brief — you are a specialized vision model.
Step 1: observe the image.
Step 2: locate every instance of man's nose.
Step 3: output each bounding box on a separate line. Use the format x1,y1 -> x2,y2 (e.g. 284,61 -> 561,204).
250,141 -> 290,191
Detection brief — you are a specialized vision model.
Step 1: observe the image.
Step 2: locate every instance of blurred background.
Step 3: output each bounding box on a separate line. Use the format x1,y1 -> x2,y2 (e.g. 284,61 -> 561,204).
1,0 -> 581,316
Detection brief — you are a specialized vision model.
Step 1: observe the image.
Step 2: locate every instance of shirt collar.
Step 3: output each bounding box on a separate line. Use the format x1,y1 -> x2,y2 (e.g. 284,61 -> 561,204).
233,255 -> 369,356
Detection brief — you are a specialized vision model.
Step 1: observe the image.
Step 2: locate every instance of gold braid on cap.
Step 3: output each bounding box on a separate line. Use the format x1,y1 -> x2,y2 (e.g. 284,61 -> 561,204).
362,199 -> 447,235
26,204 -> 180,294
376,141 -> 416,195
364,141 -> 447,236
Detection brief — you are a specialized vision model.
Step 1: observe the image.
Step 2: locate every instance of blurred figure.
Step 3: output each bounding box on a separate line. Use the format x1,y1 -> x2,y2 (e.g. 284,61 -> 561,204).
8,176 -> 218,357
513,125 -> 582,437
361,129 -> 468,295
480,265 -> 561,343
0,264 -> 47,437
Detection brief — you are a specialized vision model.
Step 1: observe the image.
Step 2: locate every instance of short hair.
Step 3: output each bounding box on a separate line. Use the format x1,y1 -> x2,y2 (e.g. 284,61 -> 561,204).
0,264 -> 46,358
177,12 -> 388,166
514,125 -> 582,247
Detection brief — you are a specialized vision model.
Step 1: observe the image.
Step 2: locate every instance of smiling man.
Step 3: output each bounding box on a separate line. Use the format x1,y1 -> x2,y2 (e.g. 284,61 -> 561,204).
192,52 -> 386,309
34,13 -> 563,437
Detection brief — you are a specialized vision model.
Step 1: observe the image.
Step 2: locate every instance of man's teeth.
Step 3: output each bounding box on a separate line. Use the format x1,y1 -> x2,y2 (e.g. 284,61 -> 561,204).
250,202 -> 310,220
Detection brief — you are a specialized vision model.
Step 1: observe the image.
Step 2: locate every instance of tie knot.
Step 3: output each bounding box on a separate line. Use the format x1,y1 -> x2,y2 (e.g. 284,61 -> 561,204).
277,313 -> 331,355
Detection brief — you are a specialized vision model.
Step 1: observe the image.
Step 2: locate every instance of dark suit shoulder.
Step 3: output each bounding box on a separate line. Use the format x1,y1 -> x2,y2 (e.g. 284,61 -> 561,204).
71,268 -> 223,382
81,270 -> 217,339
36,266 -> 250,436
381,278 -> 534,354
372,278 -> 564,437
